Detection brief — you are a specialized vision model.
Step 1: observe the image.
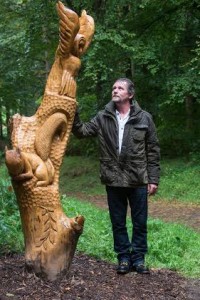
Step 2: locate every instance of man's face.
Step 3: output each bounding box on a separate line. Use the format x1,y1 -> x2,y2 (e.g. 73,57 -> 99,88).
112,81 -> 133,103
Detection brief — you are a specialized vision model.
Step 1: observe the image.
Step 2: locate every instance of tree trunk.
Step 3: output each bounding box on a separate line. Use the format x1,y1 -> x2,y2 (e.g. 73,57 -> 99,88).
5,103 -> 10,138
0,106 -> 3,139
5,1 -> 94,281
185,95 -> 194,133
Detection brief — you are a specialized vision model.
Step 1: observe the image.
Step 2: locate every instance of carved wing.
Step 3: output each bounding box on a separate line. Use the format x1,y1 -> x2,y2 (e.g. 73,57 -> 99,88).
71,10 -> 95,58
56,1 -> 80,58
78,10 -> 95,55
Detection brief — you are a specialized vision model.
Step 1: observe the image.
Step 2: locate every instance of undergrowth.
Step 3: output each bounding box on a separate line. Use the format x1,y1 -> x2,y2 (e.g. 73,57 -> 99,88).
0,176 -> 23,254
155,159 -> 200,204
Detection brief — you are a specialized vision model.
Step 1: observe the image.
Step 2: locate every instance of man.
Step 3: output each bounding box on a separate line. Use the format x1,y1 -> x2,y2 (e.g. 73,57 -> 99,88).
72,78 -> 160,275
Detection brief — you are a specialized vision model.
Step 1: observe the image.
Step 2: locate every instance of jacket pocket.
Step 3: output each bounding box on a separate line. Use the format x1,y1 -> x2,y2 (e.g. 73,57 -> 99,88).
126,161 -> 148,185
99,158 -> 115,184
133,125 -> 148,141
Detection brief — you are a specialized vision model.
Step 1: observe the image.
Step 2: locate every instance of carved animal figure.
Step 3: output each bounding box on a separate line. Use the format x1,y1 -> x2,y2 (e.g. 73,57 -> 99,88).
49,1 -> 95,96
5,147 -> 55,187
4,1 -> 95,281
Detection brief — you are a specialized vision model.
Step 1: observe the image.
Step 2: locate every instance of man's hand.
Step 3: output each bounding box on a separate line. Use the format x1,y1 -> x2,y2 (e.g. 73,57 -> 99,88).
148,184 -> 158,196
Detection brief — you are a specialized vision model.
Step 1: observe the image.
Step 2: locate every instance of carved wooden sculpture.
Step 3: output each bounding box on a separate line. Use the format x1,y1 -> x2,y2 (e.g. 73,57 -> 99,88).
5,1 -> 94,281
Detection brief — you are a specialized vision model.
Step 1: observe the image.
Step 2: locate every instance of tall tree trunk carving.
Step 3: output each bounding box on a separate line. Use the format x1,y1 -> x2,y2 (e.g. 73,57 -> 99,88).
5,1 -> 94,281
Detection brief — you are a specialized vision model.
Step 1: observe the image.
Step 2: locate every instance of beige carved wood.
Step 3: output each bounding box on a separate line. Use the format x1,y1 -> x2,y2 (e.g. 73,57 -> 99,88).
5,1 -> 94,281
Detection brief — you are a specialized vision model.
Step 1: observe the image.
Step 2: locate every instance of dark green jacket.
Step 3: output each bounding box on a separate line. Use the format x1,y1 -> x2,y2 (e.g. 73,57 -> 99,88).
72,100 -> 160,187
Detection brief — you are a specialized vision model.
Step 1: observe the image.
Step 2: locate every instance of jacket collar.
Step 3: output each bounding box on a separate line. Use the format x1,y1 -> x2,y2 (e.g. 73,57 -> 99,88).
104,100 -> 142,117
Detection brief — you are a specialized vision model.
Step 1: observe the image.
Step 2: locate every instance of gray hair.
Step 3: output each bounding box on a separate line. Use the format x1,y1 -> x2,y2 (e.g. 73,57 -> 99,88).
115,78 -> 135,98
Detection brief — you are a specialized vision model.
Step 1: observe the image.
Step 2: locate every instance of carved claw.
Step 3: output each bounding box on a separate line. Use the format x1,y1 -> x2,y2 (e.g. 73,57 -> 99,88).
36,180 -> 49,187
12,172 -> 33,182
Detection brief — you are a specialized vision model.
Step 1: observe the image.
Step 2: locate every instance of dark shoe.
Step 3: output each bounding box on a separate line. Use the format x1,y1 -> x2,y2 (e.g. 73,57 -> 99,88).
132,264 -> 150,274
116,260 -> 130,274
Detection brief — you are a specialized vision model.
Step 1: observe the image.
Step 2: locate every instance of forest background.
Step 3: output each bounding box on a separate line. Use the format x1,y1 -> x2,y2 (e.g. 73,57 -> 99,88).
0,0 -> 200,158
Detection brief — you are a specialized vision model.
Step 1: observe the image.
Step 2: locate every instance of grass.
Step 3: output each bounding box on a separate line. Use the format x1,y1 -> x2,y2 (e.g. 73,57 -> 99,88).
154,159 -> 200,204
0,156 -> 200,278
63,196 -> 200,278
60,155 -> 104,195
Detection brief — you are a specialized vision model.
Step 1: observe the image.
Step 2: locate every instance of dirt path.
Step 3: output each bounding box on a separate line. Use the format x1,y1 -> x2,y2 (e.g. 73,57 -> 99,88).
66,193 -> 200,232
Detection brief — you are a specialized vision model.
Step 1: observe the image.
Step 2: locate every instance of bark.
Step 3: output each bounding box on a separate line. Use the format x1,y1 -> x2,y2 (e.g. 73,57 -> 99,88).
5,1 -> 94,281
5,104 -> 10,138
185,95 -> 194,133
0,107 -> 3,138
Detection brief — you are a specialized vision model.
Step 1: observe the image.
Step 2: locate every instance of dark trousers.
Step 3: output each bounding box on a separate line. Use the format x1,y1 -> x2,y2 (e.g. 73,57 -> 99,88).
106,186 -> 148,265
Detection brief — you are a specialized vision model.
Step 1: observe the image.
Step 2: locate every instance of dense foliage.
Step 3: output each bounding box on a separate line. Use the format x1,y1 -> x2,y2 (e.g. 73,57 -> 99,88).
0,0 -> 200,156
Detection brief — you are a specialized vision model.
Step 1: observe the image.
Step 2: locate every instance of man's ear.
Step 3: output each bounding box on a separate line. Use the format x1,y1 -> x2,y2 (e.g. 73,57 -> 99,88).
129,93 -> 134,100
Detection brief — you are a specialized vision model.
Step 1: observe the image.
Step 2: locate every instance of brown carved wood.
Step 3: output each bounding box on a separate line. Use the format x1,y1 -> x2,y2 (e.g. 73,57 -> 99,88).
5,1 -> 94,281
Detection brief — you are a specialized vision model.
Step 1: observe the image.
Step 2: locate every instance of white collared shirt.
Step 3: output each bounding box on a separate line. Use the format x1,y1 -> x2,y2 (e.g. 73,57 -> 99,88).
116,109 -> 130,154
